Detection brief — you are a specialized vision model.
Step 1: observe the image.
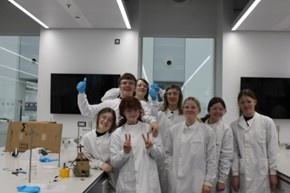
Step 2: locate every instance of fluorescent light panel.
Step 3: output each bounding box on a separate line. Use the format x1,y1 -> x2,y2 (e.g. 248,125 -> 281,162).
231,0 -> 261,31
8,0 -> 49,29
116,0 -> 131,29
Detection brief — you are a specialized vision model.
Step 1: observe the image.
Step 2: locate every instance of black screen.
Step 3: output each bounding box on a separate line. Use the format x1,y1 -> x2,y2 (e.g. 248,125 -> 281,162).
50,73 -> 120,114
240,77 -> 290,119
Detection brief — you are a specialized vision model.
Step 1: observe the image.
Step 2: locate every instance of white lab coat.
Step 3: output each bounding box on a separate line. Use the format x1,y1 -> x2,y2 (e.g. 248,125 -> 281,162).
157,109 -> 184,193
110,121 -> 164,193
81,130 -> 117,191
205,120 -> 233,193
100,87 -> 158,118
230,112 -> 279,193
166,121 -> 217,193
78,93 -> 156,124
81,130 -> 111,169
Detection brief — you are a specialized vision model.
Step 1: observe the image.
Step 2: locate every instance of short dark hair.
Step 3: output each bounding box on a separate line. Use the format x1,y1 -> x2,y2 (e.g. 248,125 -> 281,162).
118,73 -> 137,85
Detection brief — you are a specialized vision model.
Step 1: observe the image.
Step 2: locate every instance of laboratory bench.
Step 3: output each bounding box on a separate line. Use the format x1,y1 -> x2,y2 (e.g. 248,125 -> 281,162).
277,145 -> 290,193
0,146 -> 108,193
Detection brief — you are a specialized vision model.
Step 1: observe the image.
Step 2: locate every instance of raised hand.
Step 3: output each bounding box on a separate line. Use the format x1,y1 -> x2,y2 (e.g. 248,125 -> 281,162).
142,132 -> 153,149
151,82 -> 160,92
123,134 -> 132,154
149,88 -> 157,101
76,77 -> 87,94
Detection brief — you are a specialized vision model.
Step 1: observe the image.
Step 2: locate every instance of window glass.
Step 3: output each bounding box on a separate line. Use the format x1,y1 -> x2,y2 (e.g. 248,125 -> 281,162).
0,36 -> 39,122
142,37 -> 214,116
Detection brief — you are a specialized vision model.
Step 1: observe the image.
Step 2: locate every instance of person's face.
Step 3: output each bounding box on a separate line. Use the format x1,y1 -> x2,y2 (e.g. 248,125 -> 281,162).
124,108 -> 140,124
238,95 -> 256,117
166,88 -> 180,106
183,100 -> 200,120
135,80 -> 148,99
97,112 -> 114,133
208,102 -> 226,123
119,79 -> 136,98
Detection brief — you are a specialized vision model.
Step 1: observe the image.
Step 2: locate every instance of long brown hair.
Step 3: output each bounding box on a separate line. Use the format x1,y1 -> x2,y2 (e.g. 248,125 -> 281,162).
160,84 -> 183,114
118,96 -> 144,127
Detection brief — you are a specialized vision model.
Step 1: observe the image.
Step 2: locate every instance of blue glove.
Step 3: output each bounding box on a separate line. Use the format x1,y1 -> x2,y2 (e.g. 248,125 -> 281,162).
16,185 -> 40,193
151,82 -> 160,92
149,88 -> 157,101
76,77 -> 87,94
39,156 -> 59,162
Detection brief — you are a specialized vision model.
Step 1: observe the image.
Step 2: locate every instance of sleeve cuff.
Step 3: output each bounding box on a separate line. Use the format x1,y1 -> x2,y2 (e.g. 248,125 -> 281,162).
232,171 -> 239,176
203,181 -> 212,188
98,161 -> 105,169
122,150 -> 131,158
270,170 -> 277,175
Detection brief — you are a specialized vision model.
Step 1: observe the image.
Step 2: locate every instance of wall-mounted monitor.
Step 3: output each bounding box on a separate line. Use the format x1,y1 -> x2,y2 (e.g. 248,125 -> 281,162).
50,73 -> 120,114
240,77 -> 290,119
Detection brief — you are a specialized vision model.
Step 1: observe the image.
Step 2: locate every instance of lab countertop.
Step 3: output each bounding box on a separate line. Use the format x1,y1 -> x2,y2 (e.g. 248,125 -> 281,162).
0,147 -> 104,193
278,146 -> 290,178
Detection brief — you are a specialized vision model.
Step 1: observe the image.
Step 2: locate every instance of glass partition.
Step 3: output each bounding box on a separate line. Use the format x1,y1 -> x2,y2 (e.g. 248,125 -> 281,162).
0,36 -> 39,122
142,37 -> 214,116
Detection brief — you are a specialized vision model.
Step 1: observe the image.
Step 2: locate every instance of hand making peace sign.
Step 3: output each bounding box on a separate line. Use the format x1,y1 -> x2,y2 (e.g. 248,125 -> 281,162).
142,132 -> 153,149
123,134 -> 132,154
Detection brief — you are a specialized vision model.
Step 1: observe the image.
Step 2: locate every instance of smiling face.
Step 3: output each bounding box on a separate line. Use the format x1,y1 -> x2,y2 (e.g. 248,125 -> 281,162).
97,112 -> 114,133
238,95 -> 256,117
166,88 -> 180,108
208,102 -> 226,123
119,79 -> 136,98
135,79 -> 149,100
183,98 -> 200,121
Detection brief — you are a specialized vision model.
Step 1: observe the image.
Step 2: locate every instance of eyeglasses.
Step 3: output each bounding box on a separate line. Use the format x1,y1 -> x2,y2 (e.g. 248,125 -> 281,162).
210,107 -> 227,113
183,105 -> 197,110
120,80 -> 135,86
137,84 -> 148,89
166,91 -> 179,96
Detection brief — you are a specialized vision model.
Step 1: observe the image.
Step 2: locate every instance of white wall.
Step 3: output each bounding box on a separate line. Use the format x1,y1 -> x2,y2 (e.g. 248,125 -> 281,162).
37,29 -> 139,138
223,31 -> 290,143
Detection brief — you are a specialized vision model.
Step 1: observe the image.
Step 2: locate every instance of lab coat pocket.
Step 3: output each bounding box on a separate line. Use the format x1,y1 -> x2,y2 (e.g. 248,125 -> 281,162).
239,159 -> 245,174
118,172 -> 135,192
190,139 -> 202,154
149,169 -> 160,193
259,158 -> 268,175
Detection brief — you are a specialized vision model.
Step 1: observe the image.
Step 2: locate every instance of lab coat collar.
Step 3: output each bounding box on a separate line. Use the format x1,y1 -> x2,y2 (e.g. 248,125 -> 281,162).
238,112 -> 257,130
165,108 -> 179,118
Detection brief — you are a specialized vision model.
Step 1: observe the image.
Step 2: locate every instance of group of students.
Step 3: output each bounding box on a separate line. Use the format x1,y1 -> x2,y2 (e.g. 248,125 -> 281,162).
76,73 -> 279,193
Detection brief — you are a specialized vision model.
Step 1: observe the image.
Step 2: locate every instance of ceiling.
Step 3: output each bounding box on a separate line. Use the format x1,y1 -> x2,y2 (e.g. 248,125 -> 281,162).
13,0 -> 128,29
234,0 -> 290,31
4,0 -> 290,31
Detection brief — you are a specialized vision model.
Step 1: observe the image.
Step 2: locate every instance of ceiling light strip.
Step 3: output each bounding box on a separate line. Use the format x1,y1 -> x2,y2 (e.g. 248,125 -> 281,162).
231,0 -> 261,31
116,0 -> 131,29
8,0 -> 49,29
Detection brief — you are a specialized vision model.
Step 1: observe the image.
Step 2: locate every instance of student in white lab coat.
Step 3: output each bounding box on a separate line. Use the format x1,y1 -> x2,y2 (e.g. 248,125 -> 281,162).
156,84 -> 184,193
81,107 -> 117,190
231,89 -> 279,193
101,78 -> 154,117
166,97 -> 217,193
201,97 -> 233,193
77,73 -> 158,135
110,96 -> 164,193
